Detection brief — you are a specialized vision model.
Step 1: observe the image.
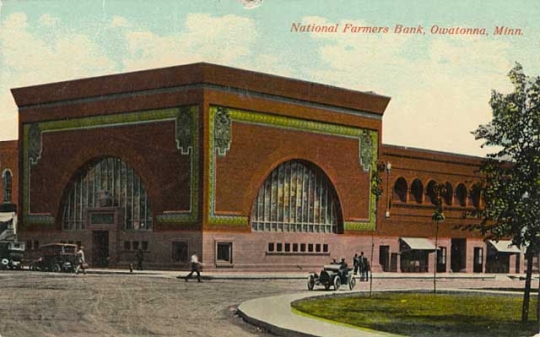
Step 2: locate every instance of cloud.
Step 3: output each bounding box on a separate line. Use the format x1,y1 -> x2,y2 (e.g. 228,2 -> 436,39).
39,14 -> 59,27
295,16 -> 516,156
111,15 -> 131,28
122,13 -> 258,71
0,12 -> 117,140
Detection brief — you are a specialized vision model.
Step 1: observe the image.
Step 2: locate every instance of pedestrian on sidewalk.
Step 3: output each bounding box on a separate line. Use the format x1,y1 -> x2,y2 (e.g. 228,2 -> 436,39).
180,252 -> 202,282
135,248 -> 144,271
75,245 -> 87,275
353,253 -> 360,275
360,251 -> 368,281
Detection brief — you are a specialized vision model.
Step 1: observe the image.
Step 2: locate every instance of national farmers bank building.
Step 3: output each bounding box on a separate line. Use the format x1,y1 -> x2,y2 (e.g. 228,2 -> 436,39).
2,63 -> 523,274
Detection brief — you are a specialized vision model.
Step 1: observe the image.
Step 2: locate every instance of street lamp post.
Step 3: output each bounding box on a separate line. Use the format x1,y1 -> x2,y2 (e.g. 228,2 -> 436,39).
432,184 -> 445,294
369,161 -> 390,298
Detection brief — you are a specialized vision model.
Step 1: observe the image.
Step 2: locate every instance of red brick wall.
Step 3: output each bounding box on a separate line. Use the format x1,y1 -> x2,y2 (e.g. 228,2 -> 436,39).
27,121 -> 192,229
214,122 -> 372,222
0,140 -> 18,208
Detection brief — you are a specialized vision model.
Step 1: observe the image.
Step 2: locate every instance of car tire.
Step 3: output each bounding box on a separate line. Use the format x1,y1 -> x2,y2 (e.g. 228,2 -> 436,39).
52,263 -> 62,273
349,276 -> 357,290
334,276 -> 341,291
307,276 -> 315,291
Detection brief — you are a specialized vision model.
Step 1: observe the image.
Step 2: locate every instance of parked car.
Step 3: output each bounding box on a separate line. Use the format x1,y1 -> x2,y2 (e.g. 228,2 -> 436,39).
30,243 -> 78,273
307,263 -> 356,291
0,241 -> 25,270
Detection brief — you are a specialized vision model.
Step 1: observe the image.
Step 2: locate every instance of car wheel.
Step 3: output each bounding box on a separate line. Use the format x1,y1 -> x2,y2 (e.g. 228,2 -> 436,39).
52,263 -> 62,273
334,276 -> 341,291
349,276 -> 357,290
307,276 -> 315,291
1,258 -> 9,269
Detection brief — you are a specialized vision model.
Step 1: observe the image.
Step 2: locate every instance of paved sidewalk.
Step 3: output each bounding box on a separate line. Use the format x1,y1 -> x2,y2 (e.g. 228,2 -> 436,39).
238,291 -> 403,337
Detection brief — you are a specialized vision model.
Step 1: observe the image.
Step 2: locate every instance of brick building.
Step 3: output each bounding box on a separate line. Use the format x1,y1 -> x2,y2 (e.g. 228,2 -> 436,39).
1,63 -> 522,273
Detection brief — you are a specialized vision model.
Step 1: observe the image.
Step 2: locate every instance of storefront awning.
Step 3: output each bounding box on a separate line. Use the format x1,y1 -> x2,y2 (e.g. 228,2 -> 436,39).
0,212 -> 15,223
488,240 -> 521,254
400,237 -> 437,251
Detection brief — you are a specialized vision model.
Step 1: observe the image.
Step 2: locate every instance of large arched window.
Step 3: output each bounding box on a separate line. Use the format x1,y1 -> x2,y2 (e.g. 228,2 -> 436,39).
62,157 -> 152,231
394,177 -> 408,202
251,160 -> 341,233
410,179 -> 423,203
444,182 -> 453,206
456,184 -> 468,207
426,180 -> 438,205
2,170 -> 12,203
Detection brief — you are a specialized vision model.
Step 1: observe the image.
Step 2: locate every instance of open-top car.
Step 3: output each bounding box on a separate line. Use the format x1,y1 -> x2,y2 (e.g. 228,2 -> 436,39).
30,243 -> 78,273
307,263 -> 356,291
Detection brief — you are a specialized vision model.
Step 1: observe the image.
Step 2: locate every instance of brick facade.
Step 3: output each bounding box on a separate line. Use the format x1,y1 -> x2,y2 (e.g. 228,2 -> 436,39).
3,63 -> 522,273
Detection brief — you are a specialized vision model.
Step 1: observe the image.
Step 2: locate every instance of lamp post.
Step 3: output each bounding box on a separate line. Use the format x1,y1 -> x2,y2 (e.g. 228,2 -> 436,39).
432,184 -> 446,294
369,161 -> 389,297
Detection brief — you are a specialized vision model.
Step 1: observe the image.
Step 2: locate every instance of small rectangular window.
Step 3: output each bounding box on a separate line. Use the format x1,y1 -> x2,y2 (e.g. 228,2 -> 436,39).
293,243 -> 298,252
268,242 -> 275,252
26,240 -> 32,250
217,242 -> 233,263
172,242 -> 188,262
133,241 -> 140,250
277,243 -> 283,252
323,244 -> 328,253
142,241 -> 149,251
124,241 -> 131,251
300,243 -> 306,252
308,244 -> 313,252
285,243 -> 290,252
316,244 -> 321,252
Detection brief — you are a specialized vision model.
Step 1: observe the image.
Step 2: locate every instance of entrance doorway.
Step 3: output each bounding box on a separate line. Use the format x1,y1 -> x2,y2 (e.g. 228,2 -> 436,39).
92,231 -> 109,267
451,239 -> 466,272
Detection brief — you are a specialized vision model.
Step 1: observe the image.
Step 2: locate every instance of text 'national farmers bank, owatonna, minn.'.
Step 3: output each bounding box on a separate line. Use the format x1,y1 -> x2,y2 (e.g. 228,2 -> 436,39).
290,23 -> 523,36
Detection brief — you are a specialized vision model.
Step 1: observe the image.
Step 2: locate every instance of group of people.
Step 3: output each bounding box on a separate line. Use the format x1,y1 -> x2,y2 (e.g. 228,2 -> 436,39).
353,251 -> 370,281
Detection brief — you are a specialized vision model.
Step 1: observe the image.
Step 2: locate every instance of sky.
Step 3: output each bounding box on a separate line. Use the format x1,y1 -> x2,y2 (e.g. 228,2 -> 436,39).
0,0 -> 538,157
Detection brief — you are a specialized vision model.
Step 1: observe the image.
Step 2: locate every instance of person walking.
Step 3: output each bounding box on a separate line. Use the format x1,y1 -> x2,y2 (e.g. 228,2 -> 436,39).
360,251 -> 369,281
353,253 -> 360,275
180,252 -> 202,282
75,245 -> 86,275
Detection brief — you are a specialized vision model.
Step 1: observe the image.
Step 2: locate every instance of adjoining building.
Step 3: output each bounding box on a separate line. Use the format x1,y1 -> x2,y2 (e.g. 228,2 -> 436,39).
1,63 -> 522,273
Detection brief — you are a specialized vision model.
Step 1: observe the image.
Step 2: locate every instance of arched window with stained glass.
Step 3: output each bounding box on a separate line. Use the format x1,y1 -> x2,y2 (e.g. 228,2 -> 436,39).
62,157 -> 152,231
251,160 -> 342,234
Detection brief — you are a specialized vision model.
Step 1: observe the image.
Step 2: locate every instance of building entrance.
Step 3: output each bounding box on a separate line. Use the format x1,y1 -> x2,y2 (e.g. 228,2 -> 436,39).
451,239 -> 466,272
92,230 -> 109,267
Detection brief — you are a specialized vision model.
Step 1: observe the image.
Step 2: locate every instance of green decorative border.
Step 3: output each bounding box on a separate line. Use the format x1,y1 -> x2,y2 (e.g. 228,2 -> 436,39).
22,106 -> 199,226
208,106 -> 379,230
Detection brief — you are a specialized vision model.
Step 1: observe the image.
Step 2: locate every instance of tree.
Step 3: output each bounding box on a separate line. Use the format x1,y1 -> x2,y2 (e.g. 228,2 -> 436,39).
472,63 -> 540,323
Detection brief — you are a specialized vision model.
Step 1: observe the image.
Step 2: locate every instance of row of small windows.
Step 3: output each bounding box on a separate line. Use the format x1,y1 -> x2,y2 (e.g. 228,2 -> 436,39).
2,170 -> 12,203
393,178 -> 481,207
267,242 -> 329,254
124,241 -> 149,251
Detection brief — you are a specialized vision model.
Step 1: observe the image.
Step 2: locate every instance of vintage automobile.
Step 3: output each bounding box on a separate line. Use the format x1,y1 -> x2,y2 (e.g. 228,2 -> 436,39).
30,243 -> 79,273
0,241 -> 25,270
307,263 -> 356,291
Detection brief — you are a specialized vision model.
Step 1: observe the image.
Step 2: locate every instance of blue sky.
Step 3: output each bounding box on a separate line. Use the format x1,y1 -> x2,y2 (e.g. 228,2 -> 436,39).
0,0 -> 538,156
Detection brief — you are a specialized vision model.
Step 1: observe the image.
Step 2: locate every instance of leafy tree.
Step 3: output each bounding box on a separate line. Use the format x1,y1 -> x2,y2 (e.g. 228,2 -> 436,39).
472,63 -> 540,323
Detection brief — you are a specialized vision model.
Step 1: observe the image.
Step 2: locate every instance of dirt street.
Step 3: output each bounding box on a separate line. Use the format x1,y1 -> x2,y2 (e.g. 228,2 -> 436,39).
0,271 -> 529,337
